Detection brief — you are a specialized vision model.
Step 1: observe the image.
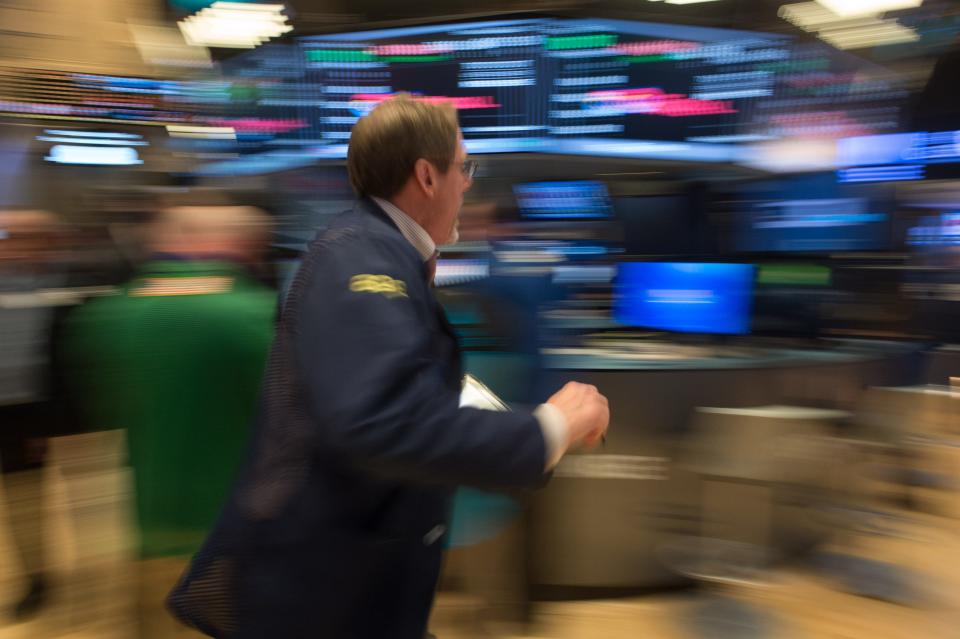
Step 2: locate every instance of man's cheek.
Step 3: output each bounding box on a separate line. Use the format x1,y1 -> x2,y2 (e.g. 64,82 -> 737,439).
446,219 -> 460,245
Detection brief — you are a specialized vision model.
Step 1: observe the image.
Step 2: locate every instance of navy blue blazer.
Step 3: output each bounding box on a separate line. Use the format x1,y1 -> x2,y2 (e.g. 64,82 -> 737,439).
168,199 -> 549,638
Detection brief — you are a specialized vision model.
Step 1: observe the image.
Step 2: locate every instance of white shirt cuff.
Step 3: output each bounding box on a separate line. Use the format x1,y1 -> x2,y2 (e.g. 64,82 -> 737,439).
534,403 -> 569,470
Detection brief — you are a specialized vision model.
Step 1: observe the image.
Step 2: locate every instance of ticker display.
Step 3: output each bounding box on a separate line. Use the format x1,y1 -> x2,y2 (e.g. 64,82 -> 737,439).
201,16 -> 906,170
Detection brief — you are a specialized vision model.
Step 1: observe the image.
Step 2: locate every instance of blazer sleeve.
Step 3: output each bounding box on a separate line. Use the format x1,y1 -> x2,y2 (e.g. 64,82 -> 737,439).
292,233 -> 549,491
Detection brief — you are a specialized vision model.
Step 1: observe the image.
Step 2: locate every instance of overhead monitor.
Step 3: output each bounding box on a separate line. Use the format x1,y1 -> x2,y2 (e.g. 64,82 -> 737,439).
295,17 -> 791,161
514,180 -> 612,219
200,15 -> 903,172
730,174 -> 891,253
540,18 -> 788,162
300,18 -> 550,157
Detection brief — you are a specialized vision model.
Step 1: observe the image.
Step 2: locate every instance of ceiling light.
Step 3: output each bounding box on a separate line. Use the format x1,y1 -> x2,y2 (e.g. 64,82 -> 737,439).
44,129 -> 143,139
780,1 -> 919,49
37,136 -> 149,146
817,19 -> 897,33
814,0 -> 923,18
819,24 -> 920,48
662,0 -> 724,4
780,2 -> 879,29
178,2 -> 292,49
129,22 -> 213,69
804,15 -> 881,30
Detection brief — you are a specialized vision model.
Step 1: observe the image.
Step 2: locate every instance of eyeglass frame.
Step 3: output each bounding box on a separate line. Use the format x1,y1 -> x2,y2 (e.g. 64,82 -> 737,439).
459,159 -> 479,180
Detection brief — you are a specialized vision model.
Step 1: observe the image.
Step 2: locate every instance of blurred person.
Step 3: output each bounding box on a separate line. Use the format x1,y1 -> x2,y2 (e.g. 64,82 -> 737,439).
65,203 -> 277,638
0,209 -> 68,620
167,95 -> 609,639
438,203 -> 565,632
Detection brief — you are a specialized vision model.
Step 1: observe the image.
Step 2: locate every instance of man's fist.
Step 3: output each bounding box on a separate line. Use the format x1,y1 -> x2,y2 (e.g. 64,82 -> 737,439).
546,382 -> 609,451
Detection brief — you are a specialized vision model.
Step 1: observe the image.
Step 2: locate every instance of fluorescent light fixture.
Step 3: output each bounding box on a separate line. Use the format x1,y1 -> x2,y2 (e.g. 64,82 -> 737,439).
178,2 -> 292,49
817,20 -> 901,34
37,136 -> 149,146
781,2 -> 880,28
780,1 -> 919,49
814,0 -> 923,18
819,22 -> 919,48
45,145 -> 143,166
44,129 -> 143,139
129,21 -> 213,69
662,0 -> 723,4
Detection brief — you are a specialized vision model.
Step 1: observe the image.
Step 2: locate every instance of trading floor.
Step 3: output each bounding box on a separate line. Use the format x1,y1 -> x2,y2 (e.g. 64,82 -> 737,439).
1,431 -> 957,639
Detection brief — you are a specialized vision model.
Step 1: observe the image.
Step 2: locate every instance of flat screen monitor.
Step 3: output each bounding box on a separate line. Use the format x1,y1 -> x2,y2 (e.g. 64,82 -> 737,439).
735,198 -> 888,252
614,262 -> 755,334
730,175 -> 890,253
514,180 -> 612,219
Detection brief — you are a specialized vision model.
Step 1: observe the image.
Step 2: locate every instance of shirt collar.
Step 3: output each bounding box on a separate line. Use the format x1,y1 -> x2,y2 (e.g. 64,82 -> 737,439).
371,196 -> 436,262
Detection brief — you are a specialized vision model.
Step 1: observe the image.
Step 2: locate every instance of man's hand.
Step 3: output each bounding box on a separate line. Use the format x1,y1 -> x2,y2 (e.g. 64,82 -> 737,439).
546,382 -> 609,452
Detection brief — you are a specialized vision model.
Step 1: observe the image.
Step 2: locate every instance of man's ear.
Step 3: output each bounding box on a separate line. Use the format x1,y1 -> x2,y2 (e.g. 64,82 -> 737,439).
413,158 -> 437,196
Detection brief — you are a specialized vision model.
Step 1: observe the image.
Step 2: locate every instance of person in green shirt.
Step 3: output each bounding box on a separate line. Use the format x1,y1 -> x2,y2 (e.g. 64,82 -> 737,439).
65,203 -> 276,638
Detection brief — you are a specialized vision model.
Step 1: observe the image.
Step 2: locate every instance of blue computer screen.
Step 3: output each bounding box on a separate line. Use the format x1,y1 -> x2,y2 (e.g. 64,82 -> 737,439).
614,262 -> 755,334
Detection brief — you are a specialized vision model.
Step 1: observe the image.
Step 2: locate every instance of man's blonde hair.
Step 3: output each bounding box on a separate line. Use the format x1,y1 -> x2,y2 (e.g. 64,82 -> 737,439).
347,94 -> 459,199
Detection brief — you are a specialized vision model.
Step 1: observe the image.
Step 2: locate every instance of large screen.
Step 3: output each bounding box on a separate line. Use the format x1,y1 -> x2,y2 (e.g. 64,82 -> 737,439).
202,16 -> 904,173
614,262 -> 755,335
284,17 -> 792,161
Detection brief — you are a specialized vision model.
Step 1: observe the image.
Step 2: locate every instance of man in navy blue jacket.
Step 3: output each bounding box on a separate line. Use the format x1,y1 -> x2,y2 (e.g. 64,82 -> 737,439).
168,95 -> 609,639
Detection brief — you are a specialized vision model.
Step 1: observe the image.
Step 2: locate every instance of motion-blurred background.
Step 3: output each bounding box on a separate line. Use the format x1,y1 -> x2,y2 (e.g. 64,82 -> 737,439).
2,1 -> 960,637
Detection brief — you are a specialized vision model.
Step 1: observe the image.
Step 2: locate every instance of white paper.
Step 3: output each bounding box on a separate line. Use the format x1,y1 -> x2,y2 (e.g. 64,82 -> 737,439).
459,374 -> 510,411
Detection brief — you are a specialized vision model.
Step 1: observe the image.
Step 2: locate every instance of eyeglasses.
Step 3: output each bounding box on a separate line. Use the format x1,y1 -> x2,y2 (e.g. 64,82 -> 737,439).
460,159 -> 479,180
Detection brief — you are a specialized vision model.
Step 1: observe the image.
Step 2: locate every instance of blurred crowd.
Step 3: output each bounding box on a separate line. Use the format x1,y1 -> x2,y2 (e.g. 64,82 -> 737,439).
1,197 -> 278,636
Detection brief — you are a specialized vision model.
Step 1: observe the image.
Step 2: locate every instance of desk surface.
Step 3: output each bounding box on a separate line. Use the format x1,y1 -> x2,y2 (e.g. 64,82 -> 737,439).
543,339 -> 922,371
